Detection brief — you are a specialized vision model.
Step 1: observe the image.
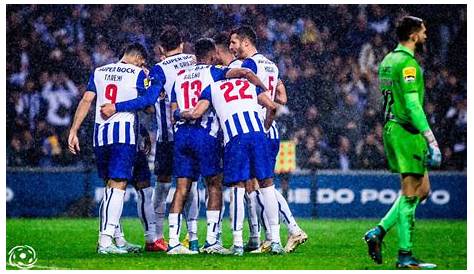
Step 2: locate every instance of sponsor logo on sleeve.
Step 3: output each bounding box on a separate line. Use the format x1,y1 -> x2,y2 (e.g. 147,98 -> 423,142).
402,67 -> 416,82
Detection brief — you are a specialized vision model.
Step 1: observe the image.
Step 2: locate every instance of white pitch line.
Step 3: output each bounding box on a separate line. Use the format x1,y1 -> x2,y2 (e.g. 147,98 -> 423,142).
7,263 -> 72,270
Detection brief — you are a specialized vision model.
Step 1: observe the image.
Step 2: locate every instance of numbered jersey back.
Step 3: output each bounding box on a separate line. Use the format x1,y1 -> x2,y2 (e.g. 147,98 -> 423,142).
205,78 -> 264,144
90,62 -> 146,146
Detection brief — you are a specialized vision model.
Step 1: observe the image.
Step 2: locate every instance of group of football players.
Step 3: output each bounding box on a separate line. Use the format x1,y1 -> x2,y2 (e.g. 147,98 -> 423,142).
68,24 -> 307,256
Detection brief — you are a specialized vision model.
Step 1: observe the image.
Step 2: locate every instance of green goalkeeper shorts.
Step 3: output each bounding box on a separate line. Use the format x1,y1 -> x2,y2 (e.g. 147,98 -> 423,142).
383,120 -> 428,175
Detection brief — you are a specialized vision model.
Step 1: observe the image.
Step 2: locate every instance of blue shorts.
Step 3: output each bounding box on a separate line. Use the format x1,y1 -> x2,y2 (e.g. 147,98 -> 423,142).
267,137 -> 280,172
132,150 -> 151,185
173,126 -> 223,180
94,144 -> 136,181
154,141 -> 174,177
223,132 -> 273,186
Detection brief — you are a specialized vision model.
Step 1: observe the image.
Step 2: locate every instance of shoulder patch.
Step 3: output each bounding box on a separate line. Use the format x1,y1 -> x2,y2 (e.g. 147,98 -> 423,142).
402,67 -> 416,82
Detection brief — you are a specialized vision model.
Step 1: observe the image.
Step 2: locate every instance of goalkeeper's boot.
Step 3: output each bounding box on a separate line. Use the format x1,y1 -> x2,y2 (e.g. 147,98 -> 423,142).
145,238 -> 168,252
363,226 -> 384,264
200,241 -> 231,255
189,240 -> 200,252
117,241 -> 142,253
396,251 -> 437,269
244,237 -> 260,252
250,240 -> 272,254
97,243 -> 128,254
230,245 -> 244,256
167,243 -> 198,255
285,229 -> 308,253
270,242 -> 285,255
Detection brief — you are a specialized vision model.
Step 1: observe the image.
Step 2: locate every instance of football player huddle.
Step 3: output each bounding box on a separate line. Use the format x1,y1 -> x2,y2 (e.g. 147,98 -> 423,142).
68,24 -> 308,256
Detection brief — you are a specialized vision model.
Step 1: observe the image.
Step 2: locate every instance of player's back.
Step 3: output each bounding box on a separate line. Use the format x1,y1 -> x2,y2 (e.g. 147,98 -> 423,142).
378,46 -> 424,126
243,53 -> 279,103
152,53 -> 195,142
91,61 -> 146,147
205,78 -> 264,144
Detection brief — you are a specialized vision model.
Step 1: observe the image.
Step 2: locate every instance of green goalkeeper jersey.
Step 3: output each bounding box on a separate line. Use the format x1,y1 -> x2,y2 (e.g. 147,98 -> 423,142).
378,44 -> 431,133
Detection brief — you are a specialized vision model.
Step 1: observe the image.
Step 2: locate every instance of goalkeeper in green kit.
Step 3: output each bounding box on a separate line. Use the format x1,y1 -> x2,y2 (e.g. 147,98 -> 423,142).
363,16 -> 441,269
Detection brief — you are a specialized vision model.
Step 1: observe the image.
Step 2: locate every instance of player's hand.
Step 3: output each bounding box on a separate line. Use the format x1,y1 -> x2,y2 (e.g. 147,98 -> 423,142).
68,130 -> 80,155
423,130 -> 442,168
142,133 -> 152,155
100,103 -> 116,119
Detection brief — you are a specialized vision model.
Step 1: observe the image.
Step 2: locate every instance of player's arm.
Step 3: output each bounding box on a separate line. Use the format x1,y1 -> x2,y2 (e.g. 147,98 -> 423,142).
181,85 -> 211,120
224,68 -> 268,92
100,66 -> 164,118
68,91 -> 96,155
274,79 -> 287,105
257,88 -> 277,131
400,62 -> 441,167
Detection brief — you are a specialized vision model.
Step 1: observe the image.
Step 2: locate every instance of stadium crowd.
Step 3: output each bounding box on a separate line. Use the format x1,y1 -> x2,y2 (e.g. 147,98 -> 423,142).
6,4 -> 466,171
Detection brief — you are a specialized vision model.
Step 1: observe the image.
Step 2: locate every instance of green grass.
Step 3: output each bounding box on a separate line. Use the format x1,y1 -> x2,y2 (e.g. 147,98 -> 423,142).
6,218 -> 466,270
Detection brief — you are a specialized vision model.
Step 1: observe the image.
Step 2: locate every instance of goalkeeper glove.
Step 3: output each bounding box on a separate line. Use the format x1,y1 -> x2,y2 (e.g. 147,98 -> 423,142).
423,129 -> 442,168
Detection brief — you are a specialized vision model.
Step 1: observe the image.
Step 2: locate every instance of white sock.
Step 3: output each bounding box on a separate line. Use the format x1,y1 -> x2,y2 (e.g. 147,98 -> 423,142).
255,189 -> 272,241
275,188 -> 301,235
245,191 -> 261,241
217,194 -> 225,241
206,210 -> 220,245
184,181 -> 199,241
154,182 -> 171,239
100,187 -> 125,247
259,185 -> 280,244
168,213 -> 182,247
137,186 -> 157,243
114,223 -> 126,246
230,187 -> 245,247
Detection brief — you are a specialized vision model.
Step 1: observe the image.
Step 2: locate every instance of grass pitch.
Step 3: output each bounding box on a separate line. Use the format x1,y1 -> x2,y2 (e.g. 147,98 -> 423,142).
6,218 -> 466,270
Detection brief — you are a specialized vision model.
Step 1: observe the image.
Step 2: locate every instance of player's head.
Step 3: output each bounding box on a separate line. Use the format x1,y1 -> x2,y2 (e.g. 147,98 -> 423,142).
159,25 -> 183,54
396,16 -> 427,46
194,38 -> 217,64
229,25 -> 257,59
122,42 -> 148,67
214,31 -> 234,65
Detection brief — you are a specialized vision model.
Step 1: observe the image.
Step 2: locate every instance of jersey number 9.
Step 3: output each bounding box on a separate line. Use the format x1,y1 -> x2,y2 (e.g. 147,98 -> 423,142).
105,84 -> 118,104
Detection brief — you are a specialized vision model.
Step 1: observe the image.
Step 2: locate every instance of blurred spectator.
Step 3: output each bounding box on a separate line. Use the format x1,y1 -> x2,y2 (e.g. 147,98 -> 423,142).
15,78 -> 44,131
41,72 -> 79,134
356,132 -> 385,169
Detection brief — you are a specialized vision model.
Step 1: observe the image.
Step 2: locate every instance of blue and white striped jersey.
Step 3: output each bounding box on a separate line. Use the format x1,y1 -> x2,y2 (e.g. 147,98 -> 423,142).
114,53 -> 196,142
87,61 -> 147,147
200,78 -> 264,145
241,53 -> 279,140
171,64 -> 229,137
228,59 -> 242,68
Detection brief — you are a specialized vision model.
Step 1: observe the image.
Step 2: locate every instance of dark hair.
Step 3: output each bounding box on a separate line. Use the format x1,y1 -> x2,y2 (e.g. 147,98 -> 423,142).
396,16 -> 424,42
214,31 -> 230,47
230,25 -> 257,46
159,25 -> 182,52
123,42 -> 148,60
194,38 -> 216,60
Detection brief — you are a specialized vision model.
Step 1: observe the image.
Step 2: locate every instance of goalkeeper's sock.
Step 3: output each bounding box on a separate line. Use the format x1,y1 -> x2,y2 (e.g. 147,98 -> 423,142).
245,191 -> 261,240
397,195 -> 420,252
137,186 -> 157,243
275,188 -> 301,235
154,182 -> 171,239
231,187 -> 245,247
378,196 -> 401,234
114,223 -> 127,246
260,185 -> 281,244
100,187 -> 125,247
168,213 -> 182,247
184,181 -> 199,241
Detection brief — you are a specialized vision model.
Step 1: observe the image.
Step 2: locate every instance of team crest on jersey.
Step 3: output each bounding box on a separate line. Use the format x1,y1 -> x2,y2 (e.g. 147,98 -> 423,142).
402,67 -> 416,82
144,78 -> 150,88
